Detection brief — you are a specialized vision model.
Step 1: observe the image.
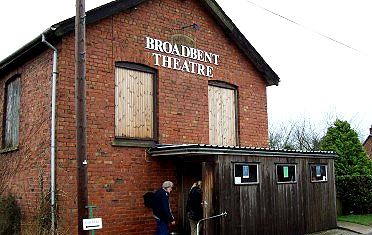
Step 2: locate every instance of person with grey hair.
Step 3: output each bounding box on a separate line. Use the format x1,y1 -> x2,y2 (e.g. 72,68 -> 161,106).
152,181 -> 175,235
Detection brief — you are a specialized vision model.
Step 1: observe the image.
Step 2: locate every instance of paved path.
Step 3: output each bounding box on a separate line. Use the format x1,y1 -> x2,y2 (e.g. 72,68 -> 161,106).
307,228 -> 360,235
337,221 -> 372,234
306,222 -> 372,235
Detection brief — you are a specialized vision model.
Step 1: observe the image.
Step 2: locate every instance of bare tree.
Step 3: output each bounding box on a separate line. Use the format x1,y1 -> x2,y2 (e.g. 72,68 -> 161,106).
269,110 -> 365,151
269,116 -> 323,151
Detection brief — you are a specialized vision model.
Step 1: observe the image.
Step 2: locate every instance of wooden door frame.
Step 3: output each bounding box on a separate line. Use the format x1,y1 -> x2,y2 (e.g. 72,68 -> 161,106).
202,161 -> 216,235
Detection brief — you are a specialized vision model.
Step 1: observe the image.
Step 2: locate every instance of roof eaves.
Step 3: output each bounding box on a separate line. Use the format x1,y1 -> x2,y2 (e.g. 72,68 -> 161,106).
1,0 -> 280,87
200,0 -> 280,86
0,0 -> 146,75
0,35 -> 41,72
53,0 -> 146,37
149,144 -> 337,158
363,135 -> 372,146
0,28 -> 56,75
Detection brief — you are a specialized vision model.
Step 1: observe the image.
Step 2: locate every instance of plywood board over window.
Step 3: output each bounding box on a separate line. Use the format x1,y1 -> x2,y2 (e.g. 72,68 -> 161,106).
4,77 -> 20,148
115,66 -> 154,139
208,83 -> 237,146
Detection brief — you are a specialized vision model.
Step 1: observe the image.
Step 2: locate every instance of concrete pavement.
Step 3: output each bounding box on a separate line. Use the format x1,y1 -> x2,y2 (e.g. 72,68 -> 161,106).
305,222 -> 372,235
337,221 -> 372,234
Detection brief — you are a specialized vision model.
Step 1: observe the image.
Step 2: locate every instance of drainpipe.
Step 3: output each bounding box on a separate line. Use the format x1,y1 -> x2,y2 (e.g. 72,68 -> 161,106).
42,33 -> 57,235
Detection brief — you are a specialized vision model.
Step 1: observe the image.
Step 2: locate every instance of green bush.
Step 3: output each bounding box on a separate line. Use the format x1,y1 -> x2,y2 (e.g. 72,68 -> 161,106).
0,194 -> 21,235
320,119 -> 372,176
336,175 -> 372,214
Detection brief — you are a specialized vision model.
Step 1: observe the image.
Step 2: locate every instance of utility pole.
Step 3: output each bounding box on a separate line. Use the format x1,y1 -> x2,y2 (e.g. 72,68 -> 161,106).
75,0 -> 88,234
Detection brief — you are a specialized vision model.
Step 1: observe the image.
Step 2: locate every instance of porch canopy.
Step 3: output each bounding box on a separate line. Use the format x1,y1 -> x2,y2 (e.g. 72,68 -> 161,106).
149,143 -> 336,158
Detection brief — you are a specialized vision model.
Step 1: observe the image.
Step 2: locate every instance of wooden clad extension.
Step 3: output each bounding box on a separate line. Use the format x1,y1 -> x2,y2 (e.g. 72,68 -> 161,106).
215,154 -> 337,235
151,145 -> 337,235
115,67 -> 153,139
208,84 -> 236,146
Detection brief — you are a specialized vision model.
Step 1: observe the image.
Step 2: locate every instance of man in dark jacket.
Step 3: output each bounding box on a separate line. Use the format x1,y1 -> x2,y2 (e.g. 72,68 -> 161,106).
152,181 -> 175,235
186,181 -> 203,235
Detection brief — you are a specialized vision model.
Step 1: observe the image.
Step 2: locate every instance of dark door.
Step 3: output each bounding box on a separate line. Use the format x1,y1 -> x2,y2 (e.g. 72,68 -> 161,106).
179,162 -> 202,234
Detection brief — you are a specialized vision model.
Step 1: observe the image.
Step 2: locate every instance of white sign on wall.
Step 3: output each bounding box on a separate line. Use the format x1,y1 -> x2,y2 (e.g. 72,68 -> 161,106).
145,36 -> 220,78
83,218 -> 103,230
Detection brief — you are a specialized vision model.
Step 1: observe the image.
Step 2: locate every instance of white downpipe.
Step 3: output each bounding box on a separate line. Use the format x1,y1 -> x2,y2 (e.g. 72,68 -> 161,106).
42,33 -> 57,235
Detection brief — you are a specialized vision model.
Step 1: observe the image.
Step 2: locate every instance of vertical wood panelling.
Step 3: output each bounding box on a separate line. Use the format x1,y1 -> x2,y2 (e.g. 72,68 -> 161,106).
115,67 -> 153,139
217,155 -> 336,235
4,77 -> 20,148
208,85 -> 236,146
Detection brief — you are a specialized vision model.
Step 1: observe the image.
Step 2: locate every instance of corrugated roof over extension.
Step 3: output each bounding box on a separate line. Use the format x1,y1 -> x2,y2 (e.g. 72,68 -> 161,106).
149,144 -> 337,158
0,0 -> 280,86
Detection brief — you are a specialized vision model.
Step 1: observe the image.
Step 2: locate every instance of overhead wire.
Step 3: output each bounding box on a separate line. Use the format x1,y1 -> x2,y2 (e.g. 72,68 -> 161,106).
244,0 -> 368,56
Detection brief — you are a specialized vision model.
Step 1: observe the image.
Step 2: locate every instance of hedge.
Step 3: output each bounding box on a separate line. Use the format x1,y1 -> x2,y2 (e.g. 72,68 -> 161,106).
336,175 -> 372,214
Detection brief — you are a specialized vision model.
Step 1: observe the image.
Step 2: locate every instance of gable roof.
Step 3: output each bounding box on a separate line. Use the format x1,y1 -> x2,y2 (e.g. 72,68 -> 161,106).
0,0 -> 280,86
363,134 -> 372,146
363,126 -> 372,146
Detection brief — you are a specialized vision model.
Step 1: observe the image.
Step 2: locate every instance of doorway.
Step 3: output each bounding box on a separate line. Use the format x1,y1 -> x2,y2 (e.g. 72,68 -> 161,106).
177,160 -> 216,235
178,162 -> 202,235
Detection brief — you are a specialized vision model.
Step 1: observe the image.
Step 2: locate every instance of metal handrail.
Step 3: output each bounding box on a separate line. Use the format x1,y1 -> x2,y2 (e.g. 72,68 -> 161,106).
196,211 -> 228,235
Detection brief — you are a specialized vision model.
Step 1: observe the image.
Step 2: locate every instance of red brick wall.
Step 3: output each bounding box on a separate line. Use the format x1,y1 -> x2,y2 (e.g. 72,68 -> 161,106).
1,0 -> 269,234
0,50 -> 54,224
365,137 -> 372,159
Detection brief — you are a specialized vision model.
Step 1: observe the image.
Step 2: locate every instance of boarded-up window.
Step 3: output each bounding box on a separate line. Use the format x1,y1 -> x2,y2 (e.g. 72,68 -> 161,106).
115,65 -> 155,139
4,77 -> 20,148
208,83 -> 237,145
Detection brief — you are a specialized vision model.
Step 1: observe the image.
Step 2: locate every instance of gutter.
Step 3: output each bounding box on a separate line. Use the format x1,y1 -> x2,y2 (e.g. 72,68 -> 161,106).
150,148 -> 337,159
149,144 -> 337,159
0,28 -> 54,72
41,30 -> 58,235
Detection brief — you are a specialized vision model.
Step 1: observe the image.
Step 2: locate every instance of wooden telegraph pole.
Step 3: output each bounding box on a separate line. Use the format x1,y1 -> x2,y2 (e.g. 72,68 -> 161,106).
75,0 -> 88,234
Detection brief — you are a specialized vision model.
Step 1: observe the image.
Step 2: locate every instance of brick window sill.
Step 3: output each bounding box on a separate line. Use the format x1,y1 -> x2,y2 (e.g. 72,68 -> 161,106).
112,139 -> 156,148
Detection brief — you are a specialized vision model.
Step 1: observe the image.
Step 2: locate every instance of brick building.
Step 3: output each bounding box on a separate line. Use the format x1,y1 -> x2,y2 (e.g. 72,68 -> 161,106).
0,0 -> 337,234
363,126 -> 372,159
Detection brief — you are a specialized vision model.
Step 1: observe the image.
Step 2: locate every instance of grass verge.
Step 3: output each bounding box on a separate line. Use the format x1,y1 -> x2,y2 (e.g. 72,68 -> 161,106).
337,214 -> 372,226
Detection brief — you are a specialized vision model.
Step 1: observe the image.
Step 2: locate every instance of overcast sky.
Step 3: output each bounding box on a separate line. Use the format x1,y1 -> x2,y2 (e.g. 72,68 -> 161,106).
1,0 -> 371,140
217,0 -> 372,140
